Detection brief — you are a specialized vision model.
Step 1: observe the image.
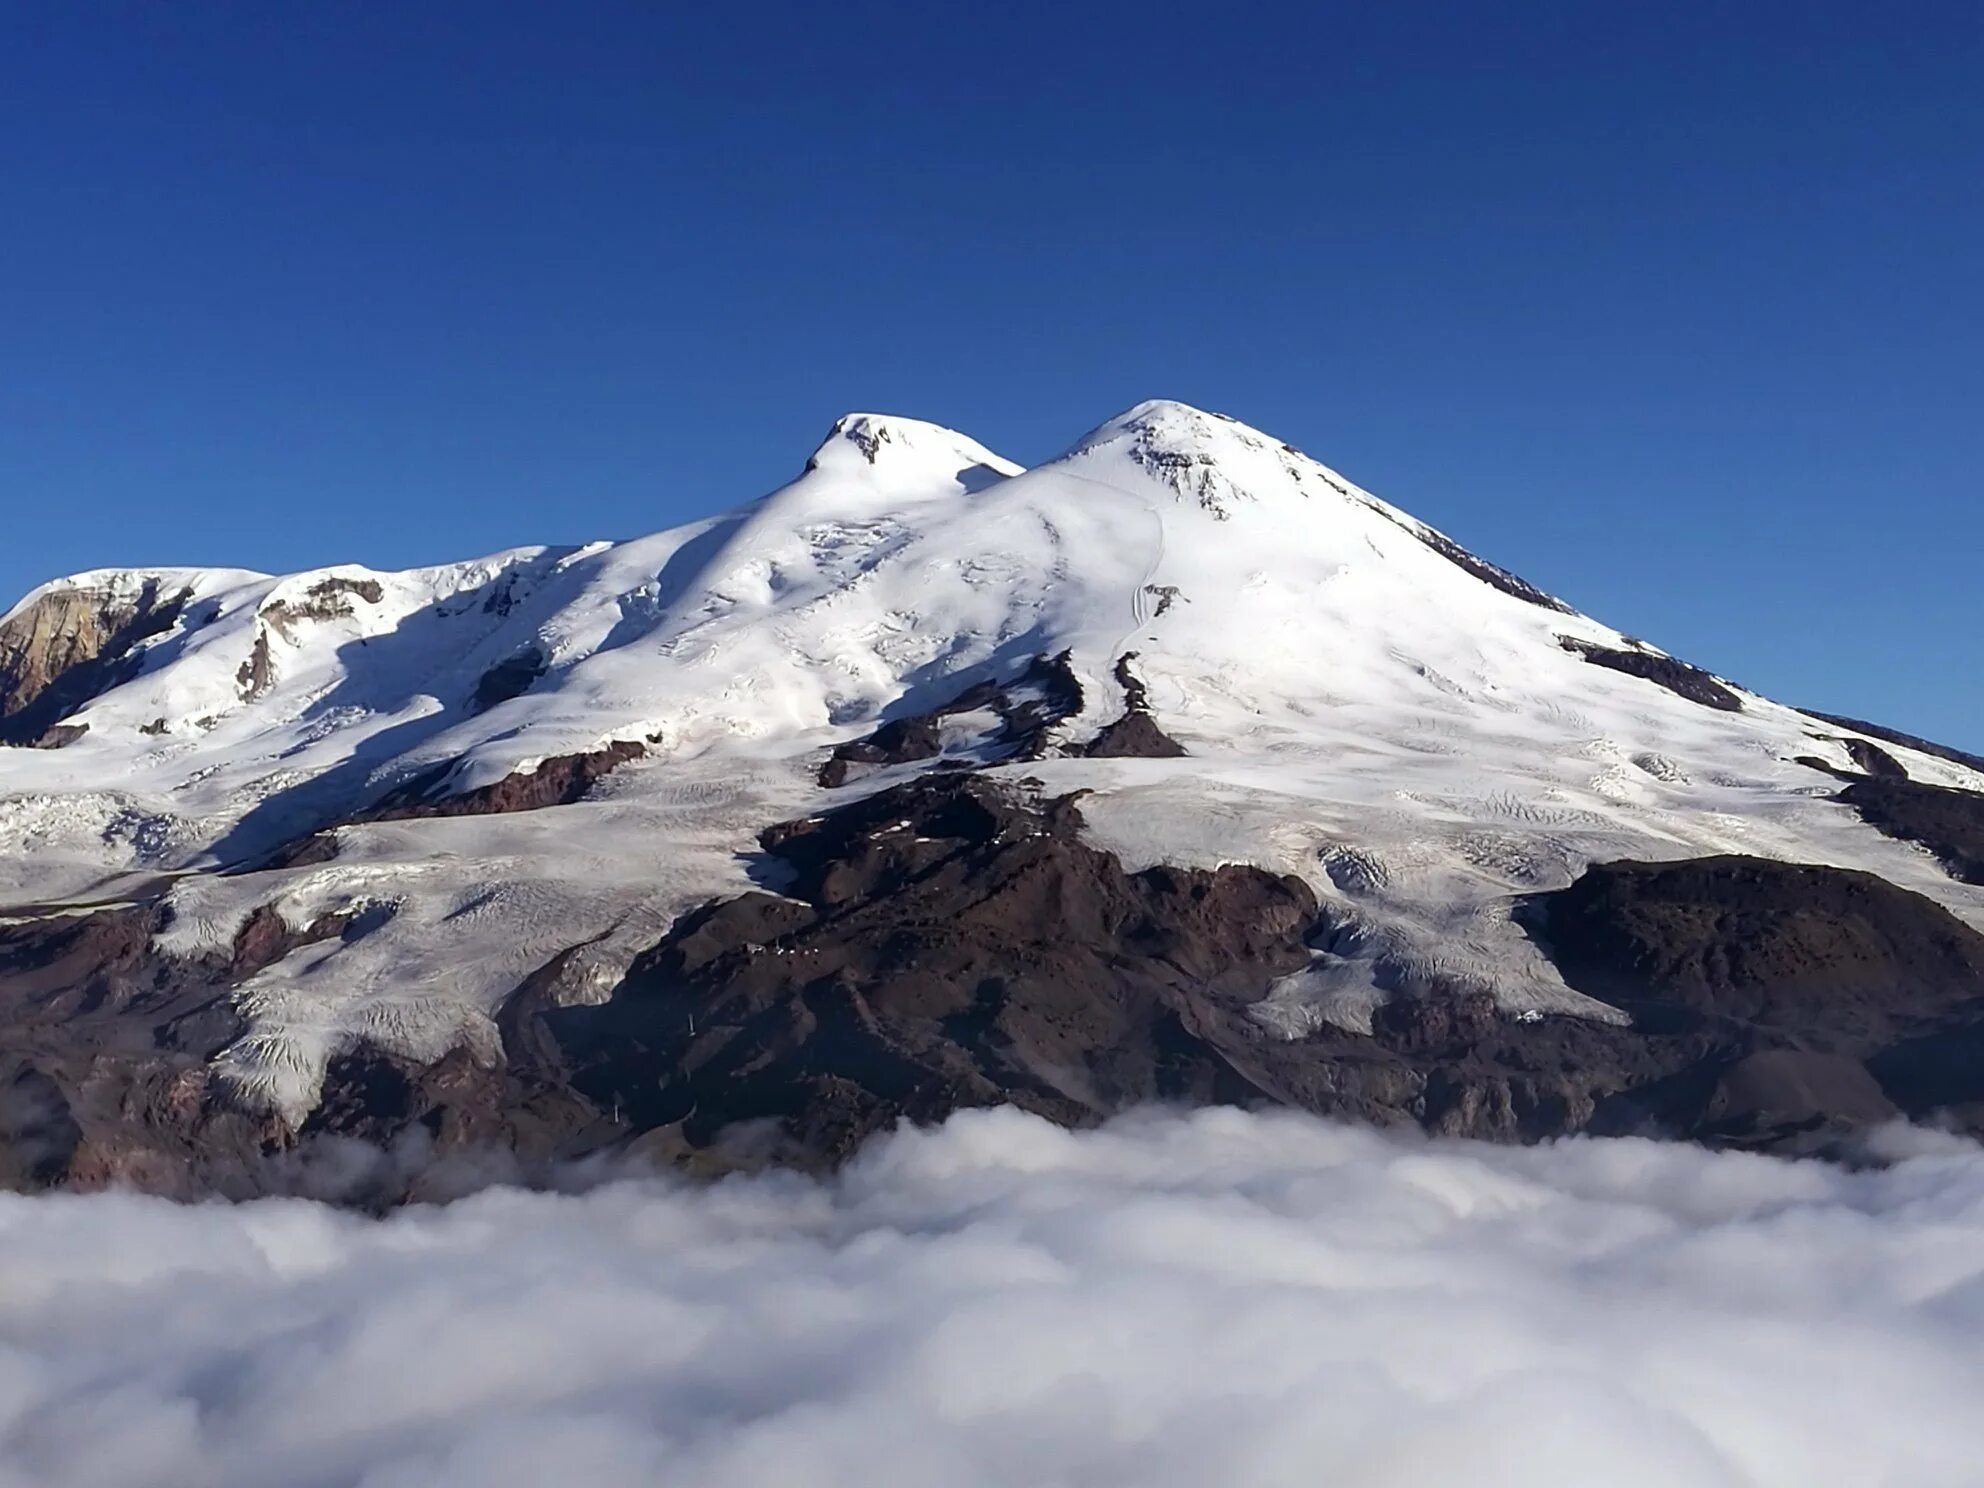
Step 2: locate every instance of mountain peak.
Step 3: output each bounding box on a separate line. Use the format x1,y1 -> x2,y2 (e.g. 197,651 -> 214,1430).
1052,398 -> 1350,520
1066,398 -> 1251,453
803,412 -> 1022,491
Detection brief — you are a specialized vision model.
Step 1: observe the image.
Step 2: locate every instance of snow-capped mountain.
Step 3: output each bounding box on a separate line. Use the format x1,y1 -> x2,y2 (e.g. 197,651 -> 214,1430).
4,400 -> 1983,1195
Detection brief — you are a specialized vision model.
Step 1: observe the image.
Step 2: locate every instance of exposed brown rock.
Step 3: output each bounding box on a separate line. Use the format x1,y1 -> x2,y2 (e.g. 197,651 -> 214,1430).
1521,854 -> 1984,1146
260,576 -> 385,639
818,715 -> 942,787
1080,711 -> 1187,758
228,900 -> 386,978
0,904 -> 275,1196
365,740 -> 647,821
0,577 -> 189,744
1841,736 -> 1908,779
552,775 -> 1316,1163
235,629 -> 275,701
1397,518 -> 1576,613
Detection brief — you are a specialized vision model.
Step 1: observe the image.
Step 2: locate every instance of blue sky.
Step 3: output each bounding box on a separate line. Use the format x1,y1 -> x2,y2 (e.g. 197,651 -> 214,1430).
4,2 -> 1979,745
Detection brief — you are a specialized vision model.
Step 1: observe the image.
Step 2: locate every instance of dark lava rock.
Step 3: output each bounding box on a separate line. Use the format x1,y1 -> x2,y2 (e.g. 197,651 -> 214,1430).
471,647 -> 550,713
818,715 -> 944,787
1798,736 -> 1909,782
1078,653 -> 1187,759
228,900 -> 390,978
264,576 -> 384,626
235,629 -> 275,702
365,740 -> 646,821
0,897 -> 601,1201
818,651 -> 1086,786
1801,710 -> 1984,777
1524,855 -> 1984,1144
1558,637 -> 1743,712
0,904 -> 275,1195
1841,737 -> 1908,779
1836,774 -> 1984,885
550,775 -> 1317,1163
1080,710 -> 1188,759
820,651 -> 1185,786
1530,856 -> 1984,1039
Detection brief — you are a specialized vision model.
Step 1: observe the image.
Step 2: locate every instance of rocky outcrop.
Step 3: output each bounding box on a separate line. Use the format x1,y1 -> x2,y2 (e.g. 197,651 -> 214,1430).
0,578 -> 189,744
817,652 -> 1085,786
363,741 -> 647,821
0,903 -> 275,1195
1558,637 -> 1743,712
1835,774 -> 1984,885
818,651 -> 1184,786
1522,856 -> 1984,1145
0,894 -> 592,1202
235,628 -> 275,701
1800,709 -> 1984,777
471,647 -> 550,712
1077,654 -> 1186,759
549,774 -> 1317,1163
260,576 -> 384,639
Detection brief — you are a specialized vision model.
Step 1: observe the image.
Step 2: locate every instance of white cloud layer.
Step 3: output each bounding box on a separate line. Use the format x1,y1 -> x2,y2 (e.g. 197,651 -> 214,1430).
4,1108 -> 1984,1487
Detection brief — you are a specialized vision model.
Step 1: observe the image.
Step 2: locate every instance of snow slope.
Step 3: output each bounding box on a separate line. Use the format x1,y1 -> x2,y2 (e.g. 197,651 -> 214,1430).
4,401 -> 1980,1120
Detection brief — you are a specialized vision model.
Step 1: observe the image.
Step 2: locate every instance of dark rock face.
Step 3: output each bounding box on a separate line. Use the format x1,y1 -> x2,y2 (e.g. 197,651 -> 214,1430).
1080,710 -> 1187,759
1801,710 -> 1984,777
1079,654 -> 1187,759
260,577 -> 385,637
545,794 -> 1984,1164
1533,856 -> 1984,1035
365,741 -> 647,821
550,776 -> 1313,1163
235,629 -> 275,702
1525,856 -> 1984,1144
0,578 -> 189,745
1558,637 -> 1743,712
818,715 -> 945,787
1836,775 -> 1984,885
472,647 -> 549,712
1840,737 -> 1908,779
0,896 -> 599,1201
819,651 -> 1184,785
819,651 -> 1071,787
0,904 -> 277,1195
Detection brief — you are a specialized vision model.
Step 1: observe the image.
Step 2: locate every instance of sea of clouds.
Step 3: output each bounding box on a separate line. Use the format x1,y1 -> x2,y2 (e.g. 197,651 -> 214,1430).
4,1106 -> 1984,1487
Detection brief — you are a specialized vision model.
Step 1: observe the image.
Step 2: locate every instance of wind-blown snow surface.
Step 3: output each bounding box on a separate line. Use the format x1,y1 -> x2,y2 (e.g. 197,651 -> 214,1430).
4,401 -> 1983,1117
4,1108 -> 1984,1488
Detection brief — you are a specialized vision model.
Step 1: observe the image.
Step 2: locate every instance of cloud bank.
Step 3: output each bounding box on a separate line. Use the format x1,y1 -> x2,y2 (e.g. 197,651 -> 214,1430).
4,1108 -> 1983,1487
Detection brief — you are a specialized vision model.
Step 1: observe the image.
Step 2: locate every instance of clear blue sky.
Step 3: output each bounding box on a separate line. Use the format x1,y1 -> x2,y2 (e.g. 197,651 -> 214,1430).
4,2 -> 1979,746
